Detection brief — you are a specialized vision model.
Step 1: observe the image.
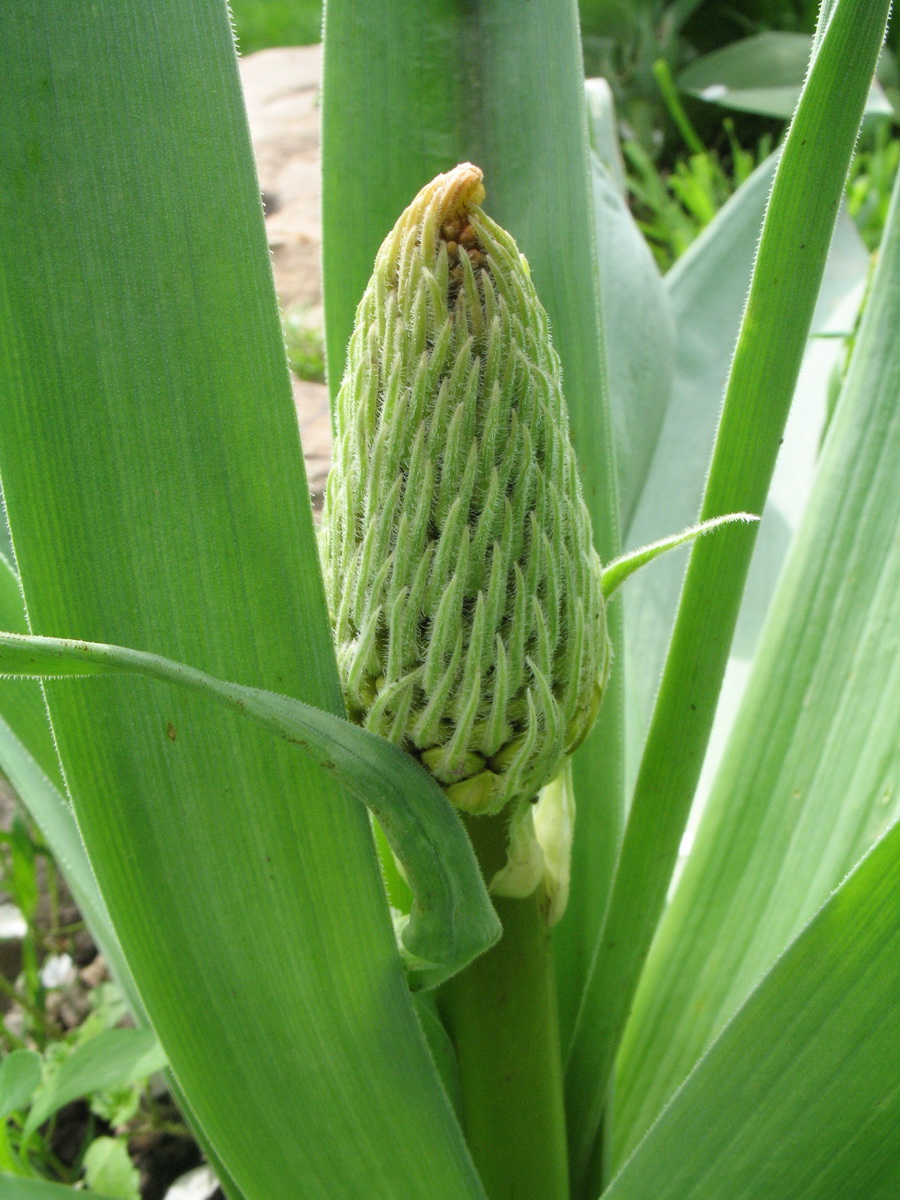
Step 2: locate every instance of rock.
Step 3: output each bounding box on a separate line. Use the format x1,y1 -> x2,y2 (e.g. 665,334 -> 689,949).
239,46 -> 331,508
239,46 -> 323,312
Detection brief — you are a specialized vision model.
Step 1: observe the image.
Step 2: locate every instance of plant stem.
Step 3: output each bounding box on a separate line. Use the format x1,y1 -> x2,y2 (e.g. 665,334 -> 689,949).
437,812 -> 569,1200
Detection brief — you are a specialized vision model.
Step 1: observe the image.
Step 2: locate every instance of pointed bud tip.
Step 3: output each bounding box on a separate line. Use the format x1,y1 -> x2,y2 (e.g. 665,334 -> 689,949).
426,162 -> 486,221
322,166 -> 609,819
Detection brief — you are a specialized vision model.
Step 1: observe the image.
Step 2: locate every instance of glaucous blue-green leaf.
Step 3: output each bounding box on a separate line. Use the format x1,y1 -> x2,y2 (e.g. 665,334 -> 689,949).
586,80 -> 674,533
565,0 -> 891,1187
679,31 -> 893,119
621,166 -> 869,790
614,155 -> 900,1165
603,817 -> 900,1199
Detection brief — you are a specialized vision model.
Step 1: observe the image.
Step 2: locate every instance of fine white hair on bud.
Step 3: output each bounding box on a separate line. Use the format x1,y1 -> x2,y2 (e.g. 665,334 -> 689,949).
320,163 -> 610,816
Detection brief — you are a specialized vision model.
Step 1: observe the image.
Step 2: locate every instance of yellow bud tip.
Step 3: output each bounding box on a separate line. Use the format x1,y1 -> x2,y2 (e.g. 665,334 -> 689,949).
441,162 -> 486,215
411,163 -> 485,225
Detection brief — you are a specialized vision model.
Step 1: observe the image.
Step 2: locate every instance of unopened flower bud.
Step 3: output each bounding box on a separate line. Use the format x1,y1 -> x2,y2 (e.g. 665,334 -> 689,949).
320,163 -> 609,816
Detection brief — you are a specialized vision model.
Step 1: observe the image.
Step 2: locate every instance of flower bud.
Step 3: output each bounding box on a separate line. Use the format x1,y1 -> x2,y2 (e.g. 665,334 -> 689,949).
320,164 -> 609,816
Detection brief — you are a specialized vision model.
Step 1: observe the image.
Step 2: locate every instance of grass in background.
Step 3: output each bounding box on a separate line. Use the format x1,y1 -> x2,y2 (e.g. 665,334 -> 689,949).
283,305 -> 327,384
230,0 -> 322,55
847,121 -> 900,250
625,123 -> 774,270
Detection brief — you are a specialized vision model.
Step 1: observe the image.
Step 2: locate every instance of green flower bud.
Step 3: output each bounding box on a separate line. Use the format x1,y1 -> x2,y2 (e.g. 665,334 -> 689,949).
320,164 -> 609,816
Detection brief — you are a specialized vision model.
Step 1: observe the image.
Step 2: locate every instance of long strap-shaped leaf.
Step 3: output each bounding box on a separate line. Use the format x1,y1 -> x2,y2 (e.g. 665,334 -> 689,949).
565,0 -> 892,1187
0,558 -> 247,1200
612,140 -> 900,1166
0,558 -> 140,1005
0,630 -> 499,988
0,5 -> 487,1198
600,814 -> 900,1199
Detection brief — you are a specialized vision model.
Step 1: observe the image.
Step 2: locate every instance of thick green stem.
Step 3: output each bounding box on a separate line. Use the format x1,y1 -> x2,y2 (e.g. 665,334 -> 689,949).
437,812 -> 569,1200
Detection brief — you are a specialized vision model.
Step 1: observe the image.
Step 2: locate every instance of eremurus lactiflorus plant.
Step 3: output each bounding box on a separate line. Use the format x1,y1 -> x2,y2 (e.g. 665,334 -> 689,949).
319,162 -> 750,914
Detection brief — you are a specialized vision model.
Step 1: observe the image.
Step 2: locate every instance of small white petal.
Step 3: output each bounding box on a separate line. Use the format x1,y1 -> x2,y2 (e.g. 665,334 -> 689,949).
0,902 -> 27,940
163,1165 -> 220,1200
40,952 -> 75,988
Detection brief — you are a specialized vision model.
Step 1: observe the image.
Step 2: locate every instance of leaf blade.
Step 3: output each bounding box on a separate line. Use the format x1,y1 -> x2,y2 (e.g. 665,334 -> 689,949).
565,0 -> 893,1185
0,4 -> 486,1196
0,1180 -> 113,1200
602,817 -> 900,1200
0,630 -> 501,986
24,1029 -> 167,1140
613,152 -> 900,1164
0,1051 -> 42,1120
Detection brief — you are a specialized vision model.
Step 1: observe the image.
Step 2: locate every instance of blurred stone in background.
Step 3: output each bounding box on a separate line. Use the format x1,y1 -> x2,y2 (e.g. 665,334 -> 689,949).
239,46 -> 331,509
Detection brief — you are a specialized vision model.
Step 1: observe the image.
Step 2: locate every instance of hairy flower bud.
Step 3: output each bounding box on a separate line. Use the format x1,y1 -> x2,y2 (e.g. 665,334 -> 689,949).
320,164 -> 609,816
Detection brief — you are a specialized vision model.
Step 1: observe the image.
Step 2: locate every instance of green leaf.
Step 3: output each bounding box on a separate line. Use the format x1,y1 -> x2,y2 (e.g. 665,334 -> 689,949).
0,556 -> 144,1016
679,32 -> 893,119
619,154 -> 776,792
0,630 -> 500,987
83,1137 -> 141,1200
621,165 -> 868,791
0,1051 -> 41,1119
0,557 -> 64,791
414,993 -> 463,1119
24,1029 -> 166,1140
601,514 -> 759,598
602,817 -> 900,1199
321,0 -> 625,1086
0,707 -> 139,1008
586,83 -> 675,531
564,0 -> 892,1186
612,153 -> 900,1166
0,4 -> 486,1197
0,1180 -> 112,1200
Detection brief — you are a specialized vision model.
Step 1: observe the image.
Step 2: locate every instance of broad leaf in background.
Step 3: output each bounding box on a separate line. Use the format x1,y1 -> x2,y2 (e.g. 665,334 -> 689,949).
83,1137 -> 140,1200
679,31 -> 893,119
613,159 -> 900,1165
0,5 -> 485,1198
586,79 -> 675,534
0,1050 -> 41,1120
603,817 -> 900,1199
24,1028 -> 167,1140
